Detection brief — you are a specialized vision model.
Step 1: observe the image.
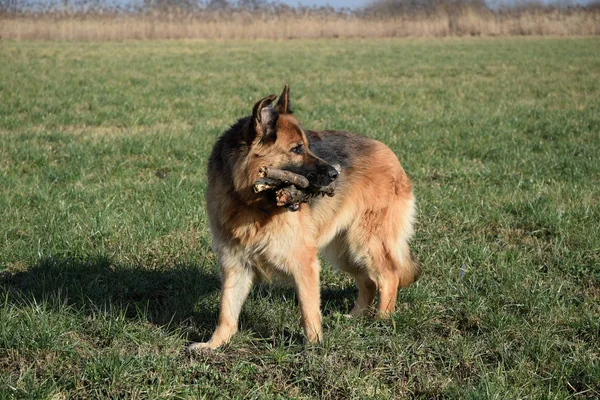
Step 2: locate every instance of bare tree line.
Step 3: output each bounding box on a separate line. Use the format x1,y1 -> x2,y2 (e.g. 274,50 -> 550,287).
3,0 -> 598,15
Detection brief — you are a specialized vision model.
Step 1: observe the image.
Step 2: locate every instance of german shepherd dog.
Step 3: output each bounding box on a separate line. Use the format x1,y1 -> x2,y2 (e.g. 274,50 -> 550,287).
189,85 -> 419,350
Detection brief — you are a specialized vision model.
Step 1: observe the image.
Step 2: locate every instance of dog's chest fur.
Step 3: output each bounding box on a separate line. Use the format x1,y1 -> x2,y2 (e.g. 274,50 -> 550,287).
217,201 -> 322,274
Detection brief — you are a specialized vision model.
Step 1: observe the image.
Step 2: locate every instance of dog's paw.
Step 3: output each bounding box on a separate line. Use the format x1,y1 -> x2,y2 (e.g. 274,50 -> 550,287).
186,341 -> 215,352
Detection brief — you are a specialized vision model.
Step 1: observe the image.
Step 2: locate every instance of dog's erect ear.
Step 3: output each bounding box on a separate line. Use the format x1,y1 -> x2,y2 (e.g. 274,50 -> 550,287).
275,84 -> 291,114
252,94 -> 278,142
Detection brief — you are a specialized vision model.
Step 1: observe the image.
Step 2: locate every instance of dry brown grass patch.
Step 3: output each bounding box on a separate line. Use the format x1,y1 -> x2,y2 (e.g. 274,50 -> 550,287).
1,9 -> 599,40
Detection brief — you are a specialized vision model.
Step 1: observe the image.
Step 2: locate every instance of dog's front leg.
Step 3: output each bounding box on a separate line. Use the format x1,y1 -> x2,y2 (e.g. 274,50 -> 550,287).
188,255 -> 254,351
292,255 -> 322,343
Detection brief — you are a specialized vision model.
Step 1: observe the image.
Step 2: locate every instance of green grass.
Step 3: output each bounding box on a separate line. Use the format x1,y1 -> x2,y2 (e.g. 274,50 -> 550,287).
1,38 -> 599,399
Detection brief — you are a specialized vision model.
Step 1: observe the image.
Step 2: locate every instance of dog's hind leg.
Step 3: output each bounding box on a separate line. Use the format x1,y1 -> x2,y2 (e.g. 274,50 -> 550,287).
349,271 -> 378,317
377,267 -> 400,317
321,236 -> 377,317
344,200 -> 417,319
188,254 -> 255,351
377,238 -> 419,317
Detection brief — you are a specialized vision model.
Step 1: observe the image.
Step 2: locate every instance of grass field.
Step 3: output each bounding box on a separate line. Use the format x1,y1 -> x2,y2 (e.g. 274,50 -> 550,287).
1,38 -> 599,398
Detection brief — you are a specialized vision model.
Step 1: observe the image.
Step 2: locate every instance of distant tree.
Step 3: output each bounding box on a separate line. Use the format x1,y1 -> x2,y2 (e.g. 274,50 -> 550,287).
364,0 -> 489,15
143,0 -> 201,12
236,0 -> 269,11
206,0 -> 230,10
0,0 -> 17,14
588,0 -> 600,10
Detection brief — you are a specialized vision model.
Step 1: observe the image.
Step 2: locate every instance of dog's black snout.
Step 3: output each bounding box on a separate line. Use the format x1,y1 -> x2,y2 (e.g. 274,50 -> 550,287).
328,167 -> 339,181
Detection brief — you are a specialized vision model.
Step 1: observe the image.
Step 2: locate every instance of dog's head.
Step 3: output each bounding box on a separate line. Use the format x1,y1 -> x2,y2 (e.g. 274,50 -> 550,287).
246,85 -> 338,188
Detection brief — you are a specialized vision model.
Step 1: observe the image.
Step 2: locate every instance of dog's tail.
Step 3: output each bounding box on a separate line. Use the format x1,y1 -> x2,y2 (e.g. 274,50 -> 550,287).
393,194 -> 420,287
407,253 -> 422,283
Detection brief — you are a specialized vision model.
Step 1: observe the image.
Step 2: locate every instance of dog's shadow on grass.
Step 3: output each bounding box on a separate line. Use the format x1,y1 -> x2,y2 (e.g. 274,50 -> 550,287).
0,255 -> 222,341
1,255 -> 359,344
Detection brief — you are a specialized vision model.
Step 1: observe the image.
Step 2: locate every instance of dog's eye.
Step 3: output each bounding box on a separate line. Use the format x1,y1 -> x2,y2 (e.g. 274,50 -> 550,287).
290,144 -> 304,155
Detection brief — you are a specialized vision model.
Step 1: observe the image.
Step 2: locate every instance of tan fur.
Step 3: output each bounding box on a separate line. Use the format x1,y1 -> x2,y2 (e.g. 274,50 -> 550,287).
189,87 -> 419,350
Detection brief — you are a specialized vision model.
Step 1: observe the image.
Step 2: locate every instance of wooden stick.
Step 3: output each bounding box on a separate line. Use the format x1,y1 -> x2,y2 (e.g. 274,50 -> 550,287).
275,185 -> 305,206
258,166 -> 309,188
253,166 -> 337,211
253,178 -> 285,193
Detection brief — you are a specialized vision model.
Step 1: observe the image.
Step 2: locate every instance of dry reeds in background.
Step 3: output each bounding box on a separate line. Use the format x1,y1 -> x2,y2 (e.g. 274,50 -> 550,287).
1,1 -> 599,39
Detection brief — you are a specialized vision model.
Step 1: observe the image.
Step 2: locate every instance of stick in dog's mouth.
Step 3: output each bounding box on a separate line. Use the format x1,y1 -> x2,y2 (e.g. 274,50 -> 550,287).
252,165 -> 339,210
